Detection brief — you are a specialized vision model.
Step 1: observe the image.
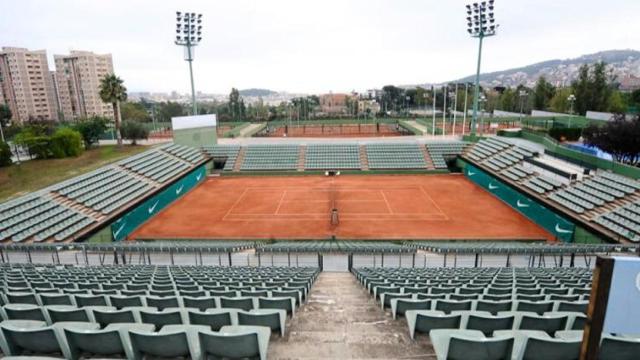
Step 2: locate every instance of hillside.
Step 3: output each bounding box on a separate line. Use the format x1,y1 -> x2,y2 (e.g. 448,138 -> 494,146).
455,49 -> 640,88
239,88 -> 278,97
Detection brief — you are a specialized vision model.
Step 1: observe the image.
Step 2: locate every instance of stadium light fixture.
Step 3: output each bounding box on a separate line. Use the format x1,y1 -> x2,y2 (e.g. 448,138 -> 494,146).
465,0 -> 498,138
175,11 -> 203,115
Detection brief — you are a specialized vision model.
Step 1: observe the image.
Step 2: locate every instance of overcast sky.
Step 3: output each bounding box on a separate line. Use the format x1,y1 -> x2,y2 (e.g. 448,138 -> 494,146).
2,0 -> 638,94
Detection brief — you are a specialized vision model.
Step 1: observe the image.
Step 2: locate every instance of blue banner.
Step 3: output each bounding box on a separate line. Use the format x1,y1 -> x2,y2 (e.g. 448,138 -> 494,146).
110,165 -> 207,241
464,163 -> 575,242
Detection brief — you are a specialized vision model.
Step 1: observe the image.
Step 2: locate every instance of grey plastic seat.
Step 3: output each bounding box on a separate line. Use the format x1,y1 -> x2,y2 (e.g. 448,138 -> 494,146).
220,297 -> 254,311
182,296 -> 217,311
6,293 -> 39,305
238,309 -> 286,337
74,295 -> 107,307
39,294 -> 72,306
556,301 -> 587,314
145,296 -> 179,310
599,335 -> 640,360
465,314 -> 515,336
1,322 -> 99,358
188,310 -> 234,331
129,328 -> 192,360
406,310 -> 462,339
47,307 -> 89,324
258,297 -> 295,316
199,325 -> 270,360
475,300 -> 512,315
515,301 -> 554,315
64,323 -> 154,360
109,295 -> 144,309
430,329 -> 514,360
435,300 -> 473,314
519,314 -> 569,335
3,304 -> 46,321
391,299 -> 431,319
519,336 -> 580,360
91,308 -> 136,327
139,309 -> 183,329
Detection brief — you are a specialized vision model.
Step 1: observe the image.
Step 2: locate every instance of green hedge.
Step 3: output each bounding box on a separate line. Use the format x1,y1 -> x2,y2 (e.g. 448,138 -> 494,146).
223,122 -> 251,138
0,141 -> 12,167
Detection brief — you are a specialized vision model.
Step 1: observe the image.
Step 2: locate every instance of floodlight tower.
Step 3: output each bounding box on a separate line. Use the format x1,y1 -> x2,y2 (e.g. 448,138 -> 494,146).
175,11 -> 203,115
466,1 -> 498,137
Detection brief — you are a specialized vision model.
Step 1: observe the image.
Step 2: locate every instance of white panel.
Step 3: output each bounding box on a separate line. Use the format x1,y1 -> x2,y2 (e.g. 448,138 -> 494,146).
171,114 -> 217,130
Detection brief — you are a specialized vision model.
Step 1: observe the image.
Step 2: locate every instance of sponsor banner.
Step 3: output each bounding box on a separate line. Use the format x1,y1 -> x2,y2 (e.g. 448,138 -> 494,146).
110,165 -> 206,241
464,163 -> 575,241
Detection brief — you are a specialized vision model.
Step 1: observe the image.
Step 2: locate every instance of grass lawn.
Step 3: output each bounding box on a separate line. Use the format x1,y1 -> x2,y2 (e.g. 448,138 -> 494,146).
0,145 -> 150,202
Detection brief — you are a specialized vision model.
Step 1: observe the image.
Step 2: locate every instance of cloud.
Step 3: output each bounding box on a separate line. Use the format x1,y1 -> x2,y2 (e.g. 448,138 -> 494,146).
2,0 -> 638,94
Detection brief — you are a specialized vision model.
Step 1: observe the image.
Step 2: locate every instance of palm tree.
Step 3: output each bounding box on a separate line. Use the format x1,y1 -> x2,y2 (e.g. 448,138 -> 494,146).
99,74 -> 127,146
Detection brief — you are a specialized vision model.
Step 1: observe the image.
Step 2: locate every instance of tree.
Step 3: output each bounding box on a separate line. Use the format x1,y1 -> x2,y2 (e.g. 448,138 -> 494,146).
571,62 -> 618,115
0,104 -> 11,128
549,87 -> 573,113
50,128 -> 83,158
0,104 -> 11,142
99,74 -> 127,146
74,116 -> 108,148
533,76 -> 555,110
120,120 -> 149,145
607,91 -> 626,114
121,102 -> 151,122
0,141 -> 11,167
157,102 -> 184,123
582,114 -> 640,166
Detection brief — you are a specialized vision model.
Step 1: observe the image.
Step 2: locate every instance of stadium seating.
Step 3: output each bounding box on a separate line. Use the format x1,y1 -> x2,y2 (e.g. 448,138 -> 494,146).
426,142 -> 470,169
241,145 -> 299,170
257,241 -> 414,253
202,144 -> 241,171
304,144 -> 361,170
366,143 -> 427,169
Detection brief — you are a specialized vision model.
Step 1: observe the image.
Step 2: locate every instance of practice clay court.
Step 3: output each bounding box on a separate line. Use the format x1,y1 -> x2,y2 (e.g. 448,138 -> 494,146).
132,174 -> 553,241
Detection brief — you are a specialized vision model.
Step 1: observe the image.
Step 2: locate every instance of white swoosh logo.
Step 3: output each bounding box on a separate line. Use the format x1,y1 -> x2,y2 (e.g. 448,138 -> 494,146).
555,223 -> 572,234
148,200 -> 159,214
468,170 -> 476,176
516,200 -> 530,208
113,222 -> 126,238
488,182 -> 498,190
176,184 -> 184,195
196,173 -> 202,181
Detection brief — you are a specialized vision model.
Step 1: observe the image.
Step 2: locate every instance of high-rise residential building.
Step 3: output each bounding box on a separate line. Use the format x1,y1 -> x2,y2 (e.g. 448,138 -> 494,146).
54,50 -> 114,121
0,47 -> 59,123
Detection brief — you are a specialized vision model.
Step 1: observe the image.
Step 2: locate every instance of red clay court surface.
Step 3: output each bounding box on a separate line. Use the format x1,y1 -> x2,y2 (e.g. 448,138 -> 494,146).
130,174 -> 554,241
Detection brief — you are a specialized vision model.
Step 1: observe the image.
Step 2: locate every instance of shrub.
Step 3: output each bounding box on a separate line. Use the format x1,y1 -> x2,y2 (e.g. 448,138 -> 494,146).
121,120 -> 149,145
74,116 -> 108,148
0,141 -> 12,167
50,128 -> 83,158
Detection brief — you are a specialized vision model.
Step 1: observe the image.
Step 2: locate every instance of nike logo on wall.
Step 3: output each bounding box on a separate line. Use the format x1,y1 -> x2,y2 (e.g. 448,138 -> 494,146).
516,200 -> 530,208
467,170 -> 476,176
113,222 -> 126,239
176,185 -> 185,195
148,200 -> 159,214
555,223 -> 573,234
488,182 -> 498,190
196,173 -> 202,181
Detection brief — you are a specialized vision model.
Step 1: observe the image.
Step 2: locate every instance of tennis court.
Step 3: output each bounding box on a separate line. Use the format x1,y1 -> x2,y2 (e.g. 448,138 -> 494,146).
130,174 -> 554,241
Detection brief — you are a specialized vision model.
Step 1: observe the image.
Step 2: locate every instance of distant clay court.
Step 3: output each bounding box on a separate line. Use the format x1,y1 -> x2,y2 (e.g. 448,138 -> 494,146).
131,174 -> 554,241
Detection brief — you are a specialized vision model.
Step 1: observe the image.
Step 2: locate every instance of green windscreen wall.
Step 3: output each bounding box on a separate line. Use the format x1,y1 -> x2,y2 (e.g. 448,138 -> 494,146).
464,163 -> 576,242
110,165 -> 207,241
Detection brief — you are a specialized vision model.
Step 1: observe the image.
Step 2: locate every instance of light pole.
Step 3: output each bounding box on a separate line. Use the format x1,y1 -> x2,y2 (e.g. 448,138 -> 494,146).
175,11 -> 203,116
466,1 -> 498,138
518,89 -> 527,126
567,94 -> 576,128
478,94 -> 487,136
462,83 -> 469,136
452,84 -> 458,136
442,85 -> 447,138
432,86 -> 436,136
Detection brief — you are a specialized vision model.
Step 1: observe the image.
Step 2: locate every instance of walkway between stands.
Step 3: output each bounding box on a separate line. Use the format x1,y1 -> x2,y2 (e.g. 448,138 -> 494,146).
269,272 -> 435,359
